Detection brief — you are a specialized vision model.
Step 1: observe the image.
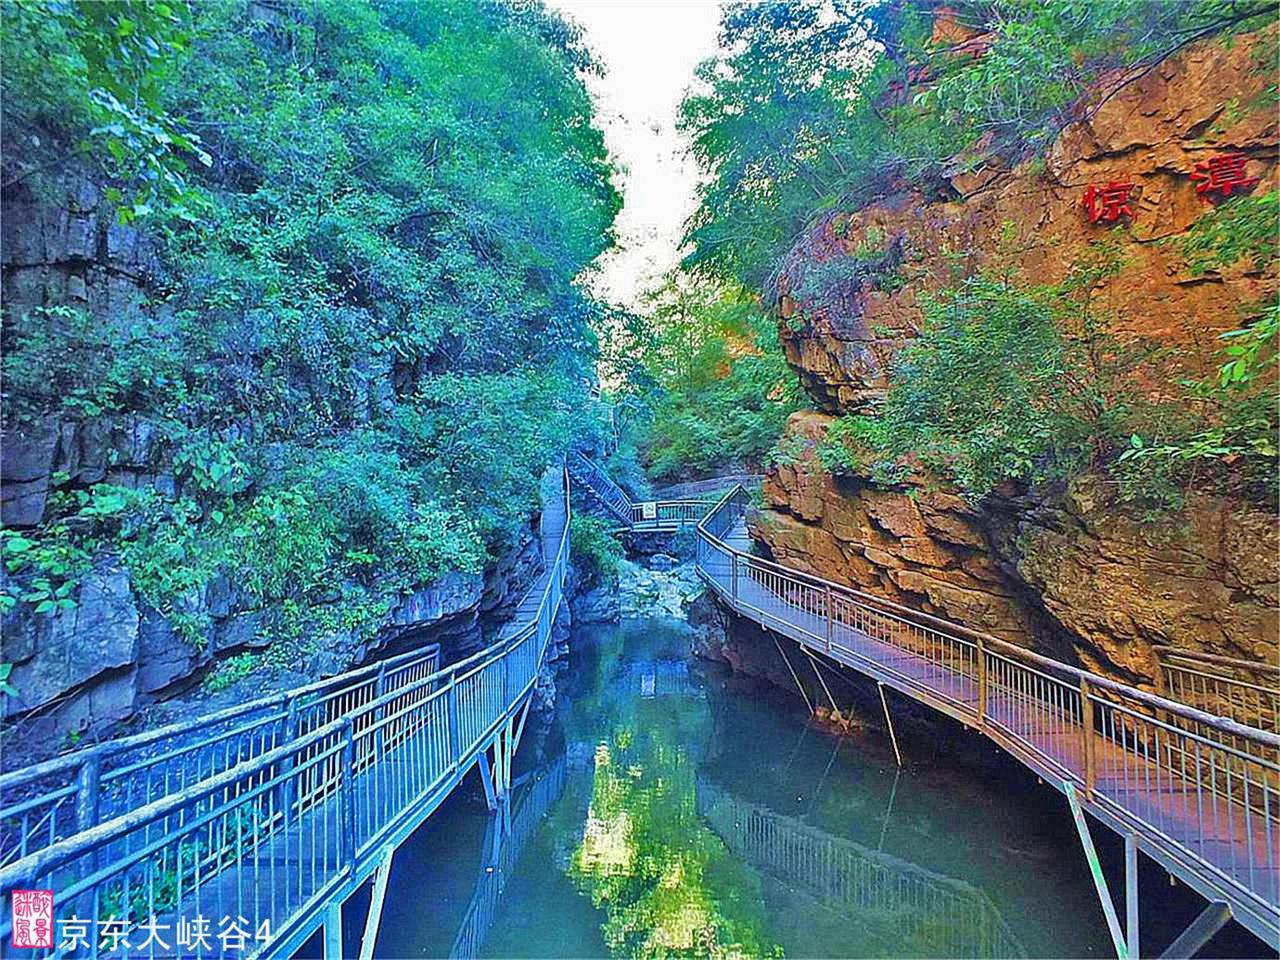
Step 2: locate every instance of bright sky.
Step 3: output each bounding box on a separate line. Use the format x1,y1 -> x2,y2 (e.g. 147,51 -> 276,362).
551,0 -> 724,311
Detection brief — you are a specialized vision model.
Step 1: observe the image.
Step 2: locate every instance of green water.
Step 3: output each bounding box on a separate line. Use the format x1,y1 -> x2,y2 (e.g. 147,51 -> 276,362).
372,617 -> 1124,958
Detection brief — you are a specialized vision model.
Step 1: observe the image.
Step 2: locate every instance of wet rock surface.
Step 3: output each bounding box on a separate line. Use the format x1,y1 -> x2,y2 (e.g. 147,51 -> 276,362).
617,558 -> 704,620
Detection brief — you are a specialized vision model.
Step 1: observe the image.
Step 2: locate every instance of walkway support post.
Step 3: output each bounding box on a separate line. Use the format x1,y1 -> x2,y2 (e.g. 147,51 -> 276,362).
480,747 -> 499,812
731,554 -> 739,601
1066,781 -> 1128,959
340,717 -> 357,867
1126,833 -> 1140,960
323,902 -> 343,960
358,847 -> 394,960
1080,678 -> 1096,799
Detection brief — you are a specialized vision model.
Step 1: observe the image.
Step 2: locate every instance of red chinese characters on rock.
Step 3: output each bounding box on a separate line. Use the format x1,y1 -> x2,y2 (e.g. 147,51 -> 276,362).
10,890 -> 54,950
1081,180 -> 1136,224
1190,152 -> 1260,198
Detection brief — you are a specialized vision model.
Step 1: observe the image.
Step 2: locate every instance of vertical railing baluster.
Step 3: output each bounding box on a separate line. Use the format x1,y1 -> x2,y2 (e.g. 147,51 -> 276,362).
976,638 -> 987,728
1080,678 -> 1095,799
824,584 -> 833,652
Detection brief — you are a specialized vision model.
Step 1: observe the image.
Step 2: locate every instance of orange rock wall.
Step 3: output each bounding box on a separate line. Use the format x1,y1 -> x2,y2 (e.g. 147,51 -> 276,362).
778,27 -> 1278,412
753,29 -> 1279,686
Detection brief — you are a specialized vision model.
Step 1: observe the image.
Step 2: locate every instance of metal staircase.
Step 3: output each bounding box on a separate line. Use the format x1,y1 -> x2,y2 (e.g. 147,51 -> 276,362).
567,452 -> 634,525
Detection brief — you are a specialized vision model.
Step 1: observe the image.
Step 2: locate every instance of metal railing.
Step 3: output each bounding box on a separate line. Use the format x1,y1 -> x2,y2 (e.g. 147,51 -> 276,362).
695,485 -> 1280,944
570,453 -> 710,532
567,453 -> 633,525
626,499 -> 707,529
1156,646 -> 1279,732
0,468 -> 571,958
0,645 -> 442,870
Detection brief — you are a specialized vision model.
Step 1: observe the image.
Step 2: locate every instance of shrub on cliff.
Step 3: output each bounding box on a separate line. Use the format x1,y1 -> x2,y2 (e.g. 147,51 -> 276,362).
818,258 -> 1277,512
619,280 -> 802,482
679,0 -> 1277,293
0,1 -> 620,658
569,515 -> 624,587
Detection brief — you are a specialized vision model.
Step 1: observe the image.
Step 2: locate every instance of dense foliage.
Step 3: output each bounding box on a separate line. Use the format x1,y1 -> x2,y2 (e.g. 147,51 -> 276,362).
612,280 -> 803,482
680,0 -> 1276,514
570,515 -> 624,587
1,1 -> 619,652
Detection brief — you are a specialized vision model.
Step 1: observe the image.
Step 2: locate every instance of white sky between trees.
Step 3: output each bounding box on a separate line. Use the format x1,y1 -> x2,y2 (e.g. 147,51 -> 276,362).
551,0 -> 723,311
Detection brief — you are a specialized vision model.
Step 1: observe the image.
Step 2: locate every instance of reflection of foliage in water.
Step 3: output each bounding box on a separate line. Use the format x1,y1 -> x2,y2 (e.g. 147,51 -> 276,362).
571,732 -> 779,958
559,622 -> 780,958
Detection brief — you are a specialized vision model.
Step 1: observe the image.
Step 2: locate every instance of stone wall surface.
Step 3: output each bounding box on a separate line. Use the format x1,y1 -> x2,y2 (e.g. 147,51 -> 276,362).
750,411 -> 1279,691
0,166 -> 569,759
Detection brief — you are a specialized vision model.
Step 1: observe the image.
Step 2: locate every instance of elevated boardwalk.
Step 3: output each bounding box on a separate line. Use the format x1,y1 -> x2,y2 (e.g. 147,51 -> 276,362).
695,486 -> 1280,952
568,452 -> 711,533
1,459 -> 1276,958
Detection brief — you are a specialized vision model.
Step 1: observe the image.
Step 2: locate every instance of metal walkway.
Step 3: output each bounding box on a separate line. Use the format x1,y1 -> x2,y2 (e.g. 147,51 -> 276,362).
0,467 -> 571,959
567,452 -> 709,533
694,486 -> 1280,952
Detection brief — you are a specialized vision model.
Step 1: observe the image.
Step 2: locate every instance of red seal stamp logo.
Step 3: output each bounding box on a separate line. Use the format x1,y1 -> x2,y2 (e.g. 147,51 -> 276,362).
10,889 -> 54,949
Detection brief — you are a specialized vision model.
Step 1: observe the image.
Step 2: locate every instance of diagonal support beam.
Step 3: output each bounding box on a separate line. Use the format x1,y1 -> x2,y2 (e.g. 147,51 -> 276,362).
1065,781 -> 1129,959
479,749 -> 499,811
878,683 -> 902,767
1159,901 -> 1232,959
772,635 -> 813,714
358,847 -> 395,960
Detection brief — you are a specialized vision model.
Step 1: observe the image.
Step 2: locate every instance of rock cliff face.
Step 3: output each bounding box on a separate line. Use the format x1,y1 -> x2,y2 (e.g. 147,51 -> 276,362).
751,27 -> 1279,689
777,26 -> 1277,412
754,412 -> 1278,687
0,166 -> 558,759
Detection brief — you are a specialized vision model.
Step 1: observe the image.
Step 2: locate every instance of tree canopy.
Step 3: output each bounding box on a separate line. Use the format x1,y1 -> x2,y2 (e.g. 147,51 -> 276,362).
1,0 -> 621,649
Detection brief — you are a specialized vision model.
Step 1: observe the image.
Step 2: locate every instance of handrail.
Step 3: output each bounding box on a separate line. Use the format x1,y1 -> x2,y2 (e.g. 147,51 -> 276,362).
1155,646 -> 1280,677
0,642 -> 441,790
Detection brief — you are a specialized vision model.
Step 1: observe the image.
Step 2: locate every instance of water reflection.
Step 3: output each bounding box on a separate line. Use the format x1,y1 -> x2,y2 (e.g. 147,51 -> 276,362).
450,757 -> 569,959
376,617 -> 1111,958
695,777 -> 1024,958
